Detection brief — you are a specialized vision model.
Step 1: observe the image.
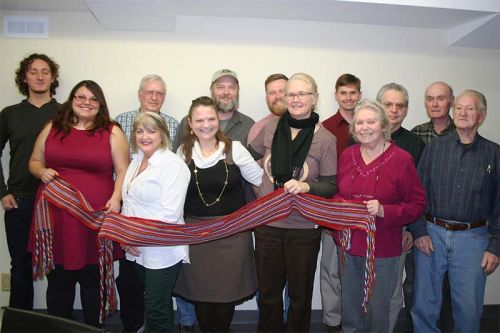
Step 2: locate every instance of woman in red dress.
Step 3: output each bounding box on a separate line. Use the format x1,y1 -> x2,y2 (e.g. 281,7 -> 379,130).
29,80 -> 129,326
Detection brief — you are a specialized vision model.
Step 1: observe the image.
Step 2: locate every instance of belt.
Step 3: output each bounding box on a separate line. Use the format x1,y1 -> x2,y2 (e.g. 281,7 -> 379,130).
425,214 -> 486,231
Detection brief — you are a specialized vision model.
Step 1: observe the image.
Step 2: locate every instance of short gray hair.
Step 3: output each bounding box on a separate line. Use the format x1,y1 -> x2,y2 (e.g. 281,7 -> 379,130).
376,82 -> 409,106
138,74 -> 166,93
455,90 -> 487,113
350,99 -> 391,141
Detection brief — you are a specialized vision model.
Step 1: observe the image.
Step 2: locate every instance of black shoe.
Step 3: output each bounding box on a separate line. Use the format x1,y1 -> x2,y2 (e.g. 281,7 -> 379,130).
179,325 -> 195,333
326,324 -> 342,332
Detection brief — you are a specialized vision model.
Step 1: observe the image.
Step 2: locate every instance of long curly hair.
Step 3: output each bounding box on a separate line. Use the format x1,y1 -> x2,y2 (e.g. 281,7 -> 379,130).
180,96 -> 232,164
15,53 -> 60,96
52,80 -> 113,138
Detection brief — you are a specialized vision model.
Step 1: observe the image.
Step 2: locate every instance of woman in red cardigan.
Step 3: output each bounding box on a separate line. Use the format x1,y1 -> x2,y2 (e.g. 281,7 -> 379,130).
334,99 -> 426,333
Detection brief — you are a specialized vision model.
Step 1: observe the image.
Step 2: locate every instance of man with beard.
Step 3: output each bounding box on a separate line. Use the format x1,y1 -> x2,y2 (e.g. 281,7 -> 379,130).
174,69 -> 254,148
0,53 -> 61,310
320,73 -> 362,332
247,74 -> 288,144
173,69 -> 254,332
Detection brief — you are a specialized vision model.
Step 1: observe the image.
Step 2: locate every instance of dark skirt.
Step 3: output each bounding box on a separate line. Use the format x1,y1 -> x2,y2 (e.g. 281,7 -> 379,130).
174,216 -> 257,303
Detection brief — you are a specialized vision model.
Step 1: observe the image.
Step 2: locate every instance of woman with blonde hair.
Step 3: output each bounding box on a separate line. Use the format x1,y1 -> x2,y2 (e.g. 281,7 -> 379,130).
250,73 -> 337,332
121,111 -> 190,333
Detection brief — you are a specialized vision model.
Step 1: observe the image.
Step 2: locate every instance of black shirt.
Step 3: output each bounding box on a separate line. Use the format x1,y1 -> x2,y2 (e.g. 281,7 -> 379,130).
0,98 -> 60,198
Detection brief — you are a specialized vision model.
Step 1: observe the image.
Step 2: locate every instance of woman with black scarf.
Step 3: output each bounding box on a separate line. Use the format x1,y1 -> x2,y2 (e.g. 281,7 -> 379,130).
250,73 -> 338,332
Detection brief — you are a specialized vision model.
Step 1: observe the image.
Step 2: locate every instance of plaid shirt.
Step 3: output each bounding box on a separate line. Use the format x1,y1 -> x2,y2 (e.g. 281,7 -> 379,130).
115,109 -> 178,155
412,131 -> 500,256
410,116 -> 456,144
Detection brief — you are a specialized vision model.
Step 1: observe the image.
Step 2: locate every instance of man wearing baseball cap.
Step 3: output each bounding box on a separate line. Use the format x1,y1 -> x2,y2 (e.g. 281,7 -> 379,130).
174,68 -> 254,148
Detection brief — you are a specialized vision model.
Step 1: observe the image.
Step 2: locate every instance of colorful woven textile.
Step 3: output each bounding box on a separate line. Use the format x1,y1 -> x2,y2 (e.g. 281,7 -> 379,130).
32,177 -> 376,322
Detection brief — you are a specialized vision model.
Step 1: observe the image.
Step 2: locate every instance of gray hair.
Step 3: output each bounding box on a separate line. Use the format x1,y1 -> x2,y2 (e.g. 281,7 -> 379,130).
350,99 -> 391,141
138,74 -> 166,93
455,90 -> 487,113
376,82 -> 409,106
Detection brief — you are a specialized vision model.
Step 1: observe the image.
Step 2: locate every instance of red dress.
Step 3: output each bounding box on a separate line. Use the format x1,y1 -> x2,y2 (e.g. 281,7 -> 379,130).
43,125 -> 121,270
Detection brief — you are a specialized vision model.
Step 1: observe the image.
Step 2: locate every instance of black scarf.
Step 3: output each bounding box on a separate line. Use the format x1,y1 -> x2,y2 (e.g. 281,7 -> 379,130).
271,111 -> 319,189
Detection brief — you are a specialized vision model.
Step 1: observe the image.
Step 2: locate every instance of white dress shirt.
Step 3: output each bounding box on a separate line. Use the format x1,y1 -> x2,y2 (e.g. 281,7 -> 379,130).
122,148 -> 191,269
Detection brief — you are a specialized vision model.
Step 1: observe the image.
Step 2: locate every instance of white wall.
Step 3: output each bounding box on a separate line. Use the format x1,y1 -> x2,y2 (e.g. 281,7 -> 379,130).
1,10 -> 499,310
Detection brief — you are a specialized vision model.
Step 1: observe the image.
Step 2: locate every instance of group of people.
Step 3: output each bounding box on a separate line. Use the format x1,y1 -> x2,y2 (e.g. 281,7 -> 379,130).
0,53 -> 498,333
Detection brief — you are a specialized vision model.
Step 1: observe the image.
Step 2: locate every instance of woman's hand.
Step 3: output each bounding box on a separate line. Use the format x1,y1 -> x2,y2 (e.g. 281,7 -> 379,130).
104,197 -> 121,214
40,168 -> 59,184
364,199 -> 384,217
283,179 -> 310,194
121,246 -> 141,257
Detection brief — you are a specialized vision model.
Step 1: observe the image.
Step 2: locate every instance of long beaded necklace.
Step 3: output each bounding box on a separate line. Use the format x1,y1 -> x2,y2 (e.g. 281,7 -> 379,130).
194,159 -> 229,207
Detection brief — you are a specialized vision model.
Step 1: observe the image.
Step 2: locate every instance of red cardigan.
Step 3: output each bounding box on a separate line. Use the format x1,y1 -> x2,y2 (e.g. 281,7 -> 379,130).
334,143 -> 426,258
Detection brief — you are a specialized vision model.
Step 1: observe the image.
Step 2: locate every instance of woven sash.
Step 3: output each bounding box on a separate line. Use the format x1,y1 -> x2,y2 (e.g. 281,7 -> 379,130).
32,177 -> 376,322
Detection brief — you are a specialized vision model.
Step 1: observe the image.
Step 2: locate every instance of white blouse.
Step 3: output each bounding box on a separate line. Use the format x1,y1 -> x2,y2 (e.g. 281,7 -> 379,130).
121,148 -> 191,269
178,140 -> 263,186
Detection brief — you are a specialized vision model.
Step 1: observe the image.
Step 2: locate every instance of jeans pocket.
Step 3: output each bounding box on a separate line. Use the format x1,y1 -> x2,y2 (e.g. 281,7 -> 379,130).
469,226 -> 488,240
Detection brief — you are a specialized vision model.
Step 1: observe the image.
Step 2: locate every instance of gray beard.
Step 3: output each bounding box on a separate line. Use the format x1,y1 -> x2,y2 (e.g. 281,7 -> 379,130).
215,98 -> 239,113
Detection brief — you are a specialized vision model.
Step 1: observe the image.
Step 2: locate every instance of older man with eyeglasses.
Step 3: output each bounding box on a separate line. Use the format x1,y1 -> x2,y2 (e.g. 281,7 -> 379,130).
114,74 -> 179,333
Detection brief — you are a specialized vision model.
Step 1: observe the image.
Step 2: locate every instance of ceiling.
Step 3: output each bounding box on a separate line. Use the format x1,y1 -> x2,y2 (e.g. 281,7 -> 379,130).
1,0 -> 499,49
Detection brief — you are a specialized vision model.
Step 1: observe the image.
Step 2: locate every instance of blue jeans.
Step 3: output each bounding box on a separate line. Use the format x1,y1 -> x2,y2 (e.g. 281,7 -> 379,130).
176,296 -> 196,326
412,223 -> 488,333
4,197 -> 35,310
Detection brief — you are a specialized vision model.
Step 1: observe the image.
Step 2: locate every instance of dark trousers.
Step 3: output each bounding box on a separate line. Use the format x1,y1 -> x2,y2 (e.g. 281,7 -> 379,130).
403,249 -> 414,328
116,258 -> 145,332
46,264 -> 101,327
194,301 -> 235,333
136,262 -> 181,333
4,197 -> 35,310
255,226 -> 321,332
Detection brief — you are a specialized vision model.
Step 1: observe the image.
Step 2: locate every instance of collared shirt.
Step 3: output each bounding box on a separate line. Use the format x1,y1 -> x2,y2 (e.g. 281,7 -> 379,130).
115,109 -> 179,155
413,131 -> 500,256
247,113 -> 279,145
411,115 -> 456,145
322,110 -> 352,157
122,148 -> 190,269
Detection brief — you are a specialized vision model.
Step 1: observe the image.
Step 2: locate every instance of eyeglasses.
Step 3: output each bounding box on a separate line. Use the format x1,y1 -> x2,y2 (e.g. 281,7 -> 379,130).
73,94 -> 99,105
285,92 -> 313,100
141,90 -> 165,98
383,102 -> 406,110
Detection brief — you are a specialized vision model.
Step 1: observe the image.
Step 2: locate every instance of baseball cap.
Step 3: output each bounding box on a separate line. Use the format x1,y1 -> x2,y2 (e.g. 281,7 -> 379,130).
211,69 -> 238,84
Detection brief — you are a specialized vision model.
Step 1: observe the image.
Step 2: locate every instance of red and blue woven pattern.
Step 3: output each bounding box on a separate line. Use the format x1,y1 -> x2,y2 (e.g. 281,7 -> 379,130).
33,177 -> 376,322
